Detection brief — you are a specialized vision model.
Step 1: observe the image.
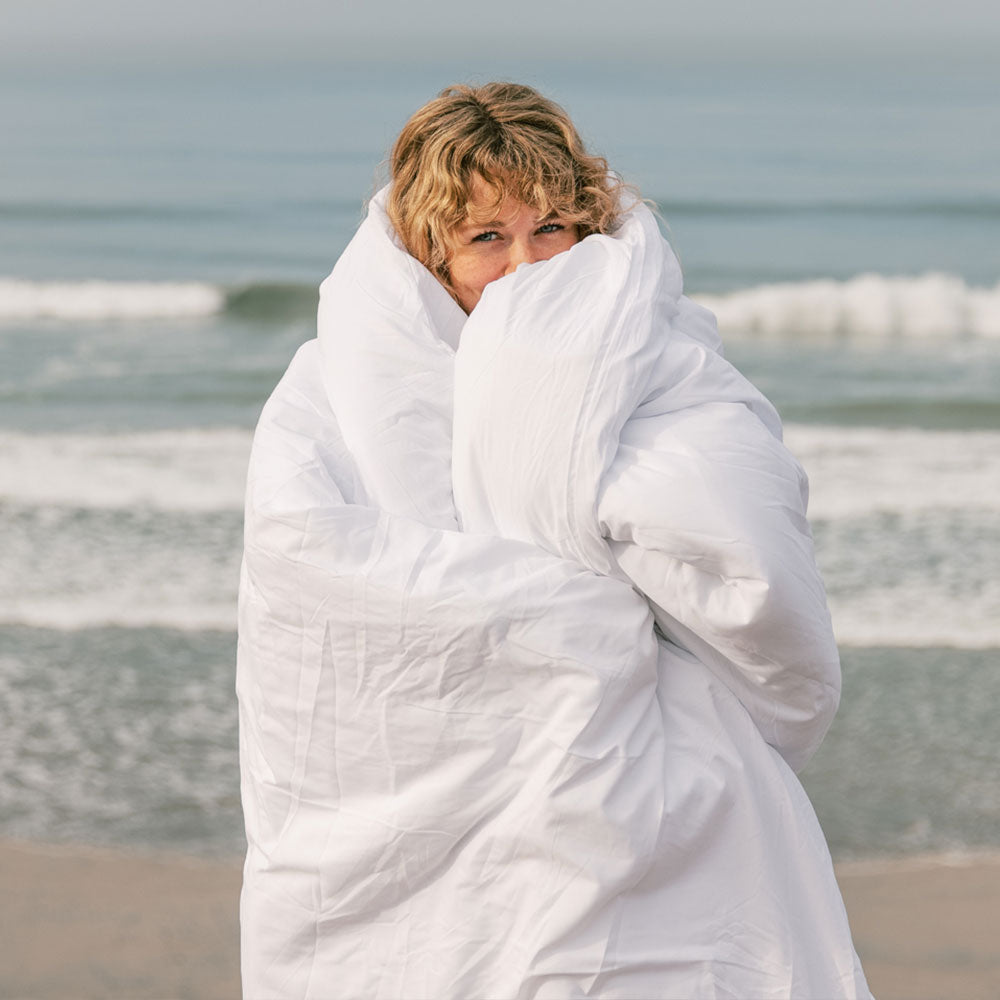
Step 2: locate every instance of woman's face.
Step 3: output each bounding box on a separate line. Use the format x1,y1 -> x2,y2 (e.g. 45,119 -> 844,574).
445,181 -> 579,313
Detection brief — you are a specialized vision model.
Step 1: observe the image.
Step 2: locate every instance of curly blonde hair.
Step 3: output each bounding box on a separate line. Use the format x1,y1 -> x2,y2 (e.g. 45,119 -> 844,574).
387,82 -> 630,282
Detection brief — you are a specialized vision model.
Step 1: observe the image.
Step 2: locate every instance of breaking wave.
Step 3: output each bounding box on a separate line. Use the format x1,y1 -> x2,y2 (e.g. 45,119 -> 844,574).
2,424 -> 997,515
693,273 -> 1000,338
0,278 -> 319,323
0,278 -> 227,321
0,425 -> 997,647
0,428 -> 252,510
3,273 -> 999,337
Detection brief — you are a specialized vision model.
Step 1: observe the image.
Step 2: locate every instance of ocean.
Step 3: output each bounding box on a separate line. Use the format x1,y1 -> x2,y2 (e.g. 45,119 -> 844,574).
1,53 -> 997,861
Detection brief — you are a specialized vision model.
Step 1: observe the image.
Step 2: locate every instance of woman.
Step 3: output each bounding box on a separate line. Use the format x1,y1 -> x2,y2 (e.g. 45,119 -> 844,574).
238,83 -> 872,999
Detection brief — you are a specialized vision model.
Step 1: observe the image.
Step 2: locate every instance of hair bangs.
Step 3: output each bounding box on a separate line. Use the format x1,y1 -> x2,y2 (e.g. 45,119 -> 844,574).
387,82 -> 636,295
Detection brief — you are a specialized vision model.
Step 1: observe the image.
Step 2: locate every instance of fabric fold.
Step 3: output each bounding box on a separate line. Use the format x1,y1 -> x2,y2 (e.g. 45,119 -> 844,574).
238,189 -> 871,999
452,200 -> 839,771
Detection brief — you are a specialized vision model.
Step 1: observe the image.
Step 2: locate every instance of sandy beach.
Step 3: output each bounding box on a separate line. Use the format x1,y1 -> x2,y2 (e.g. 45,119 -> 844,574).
1,840 -> 998,999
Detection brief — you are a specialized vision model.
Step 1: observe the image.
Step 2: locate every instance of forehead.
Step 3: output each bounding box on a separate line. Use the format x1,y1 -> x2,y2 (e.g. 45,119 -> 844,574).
461,175 -> 546,225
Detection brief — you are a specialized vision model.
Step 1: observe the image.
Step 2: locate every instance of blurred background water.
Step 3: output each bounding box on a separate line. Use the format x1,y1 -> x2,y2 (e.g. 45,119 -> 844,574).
1,50 -> 997,860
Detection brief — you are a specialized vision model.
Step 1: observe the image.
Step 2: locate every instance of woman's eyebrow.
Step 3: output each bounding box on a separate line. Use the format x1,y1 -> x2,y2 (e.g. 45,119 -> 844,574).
458,208 -> 561,232
462,211 -> 510,229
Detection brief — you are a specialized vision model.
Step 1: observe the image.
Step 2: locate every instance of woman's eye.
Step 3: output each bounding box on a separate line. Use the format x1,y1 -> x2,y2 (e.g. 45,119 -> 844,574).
471,230 -> 500,243
537,222 -> 565,235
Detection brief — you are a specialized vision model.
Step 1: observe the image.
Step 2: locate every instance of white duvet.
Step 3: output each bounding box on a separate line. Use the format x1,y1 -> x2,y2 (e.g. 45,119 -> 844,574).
237,189 -> 872,999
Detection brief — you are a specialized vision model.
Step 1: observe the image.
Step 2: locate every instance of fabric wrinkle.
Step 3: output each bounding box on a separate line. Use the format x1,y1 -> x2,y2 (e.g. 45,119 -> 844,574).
237,187 -> 872,999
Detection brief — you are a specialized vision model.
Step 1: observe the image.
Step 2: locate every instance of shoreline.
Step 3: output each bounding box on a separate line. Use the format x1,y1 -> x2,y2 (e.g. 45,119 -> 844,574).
835,849 -> 1000,1000
3,838 -> 999,1000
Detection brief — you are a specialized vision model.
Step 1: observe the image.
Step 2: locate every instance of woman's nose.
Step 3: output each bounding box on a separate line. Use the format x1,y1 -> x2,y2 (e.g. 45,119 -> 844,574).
504,241 -> 539,275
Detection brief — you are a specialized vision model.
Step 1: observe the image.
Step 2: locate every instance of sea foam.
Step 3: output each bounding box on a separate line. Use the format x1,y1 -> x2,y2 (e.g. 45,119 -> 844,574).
9,597 -> 992,647
3,425 -> 995,516
3,273 -> 999,336
2,599 -> 237,632
0,278 -> 225,321
694,273 -> 1000,338
784,425 -> 1000,519
0,428 -> 251,510
830,589 -> 1000,650
0,424 -> 1000,518
1,425 -> 997,647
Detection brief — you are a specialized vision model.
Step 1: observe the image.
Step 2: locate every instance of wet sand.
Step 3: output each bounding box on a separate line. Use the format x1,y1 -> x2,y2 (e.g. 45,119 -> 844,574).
835,851 -> 1000,1000
2,838 -> 998,999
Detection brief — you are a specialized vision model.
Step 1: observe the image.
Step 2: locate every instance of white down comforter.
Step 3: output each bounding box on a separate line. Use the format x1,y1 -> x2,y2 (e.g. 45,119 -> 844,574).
237,189 -> 872,999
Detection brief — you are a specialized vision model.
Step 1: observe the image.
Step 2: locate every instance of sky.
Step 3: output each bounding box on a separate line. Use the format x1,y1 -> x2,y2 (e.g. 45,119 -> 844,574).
3,0 -> 998,67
